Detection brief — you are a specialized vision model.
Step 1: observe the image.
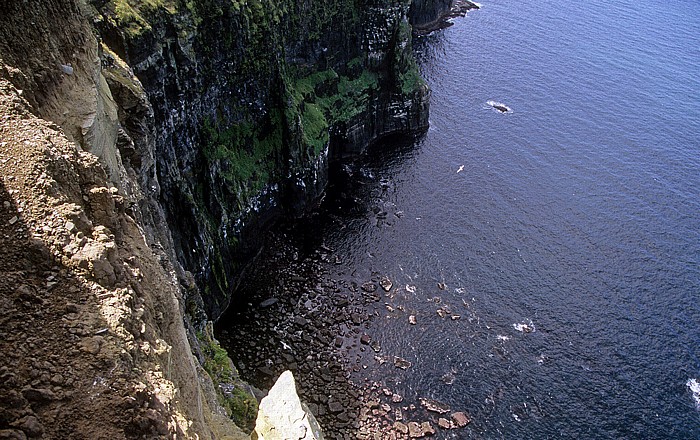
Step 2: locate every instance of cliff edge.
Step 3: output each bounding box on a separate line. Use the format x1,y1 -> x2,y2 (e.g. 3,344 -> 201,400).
0,0 -> 451,438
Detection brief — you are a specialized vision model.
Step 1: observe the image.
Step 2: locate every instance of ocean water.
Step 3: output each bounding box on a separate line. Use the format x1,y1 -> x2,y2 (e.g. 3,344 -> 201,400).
314,0 -> 700,437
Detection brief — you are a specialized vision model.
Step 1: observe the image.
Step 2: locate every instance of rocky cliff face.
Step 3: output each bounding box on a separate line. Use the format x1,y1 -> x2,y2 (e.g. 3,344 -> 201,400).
89,0 -> 433,321
0,0 -> 452,438
409,0 -> 454,26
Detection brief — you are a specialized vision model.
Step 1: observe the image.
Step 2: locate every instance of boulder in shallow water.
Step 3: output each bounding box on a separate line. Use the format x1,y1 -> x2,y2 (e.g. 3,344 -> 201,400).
254,370 -> 324,440
380,277 -> 393,292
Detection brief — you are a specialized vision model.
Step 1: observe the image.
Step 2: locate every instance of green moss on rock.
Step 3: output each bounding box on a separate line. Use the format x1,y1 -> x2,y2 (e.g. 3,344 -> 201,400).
197,324 -> 258,432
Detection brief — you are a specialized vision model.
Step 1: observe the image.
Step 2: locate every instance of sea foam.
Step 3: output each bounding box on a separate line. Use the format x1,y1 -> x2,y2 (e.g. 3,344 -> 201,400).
687,379 -> 700,409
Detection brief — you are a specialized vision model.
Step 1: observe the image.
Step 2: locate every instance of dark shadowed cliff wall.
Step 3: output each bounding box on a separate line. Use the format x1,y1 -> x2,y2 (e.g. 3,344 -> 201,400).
90,0 -> 439,320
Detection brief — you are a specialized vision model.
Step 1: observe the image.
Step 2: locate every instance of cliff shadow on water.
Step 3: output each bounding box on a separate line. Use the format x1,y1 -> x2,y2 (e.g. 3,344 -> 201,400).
216,132 -> 425,439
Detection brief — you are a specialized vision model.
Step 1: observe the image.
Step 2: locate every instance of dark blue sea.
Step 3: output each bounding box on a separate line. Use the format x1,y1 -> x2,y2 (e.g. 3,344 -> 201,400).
320,0 -> 700,437
222,0 -> 700,438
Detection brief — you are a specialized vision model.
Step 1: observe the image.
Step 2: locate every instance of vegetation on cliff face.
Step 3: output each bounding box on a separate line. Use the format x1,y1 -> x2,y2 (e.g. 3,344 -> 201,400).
197,326 -> 259,432
92,0 -> 429,323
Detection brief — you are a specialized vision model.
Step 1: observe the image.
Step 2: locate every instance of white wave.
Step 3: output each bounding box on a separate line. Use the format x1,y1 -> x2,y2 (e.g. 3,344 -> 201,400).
687,378 -> 700,408
406,284 -> 417,293
497,335 -> 511,341
513,320 -> 536,333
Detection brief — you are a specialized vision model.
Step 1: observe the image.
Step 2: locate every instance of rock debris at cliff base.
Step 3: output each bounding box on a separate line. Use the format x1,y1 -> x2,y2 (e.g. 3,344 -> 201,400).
218,224 -> 473,439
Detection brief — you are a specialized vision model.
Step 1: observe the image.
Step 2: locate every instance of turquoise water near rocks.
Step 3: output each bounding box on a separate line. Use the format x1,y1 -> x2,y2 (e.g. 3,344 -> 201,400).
315,0 -> 700,437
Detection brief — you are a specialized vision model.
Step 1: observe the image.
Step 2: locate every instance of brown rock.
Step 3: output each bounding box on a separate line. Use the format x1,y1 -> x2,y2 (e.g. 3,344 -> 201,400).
393,421 -> 408,434
451,411 -> 471,427
14,416 -> 43,437
393,356 -> 412,370
21,387 -> 56,403
0,429 -> 27,440
361,282 -> 377,293
420,421 -> 435,436
437,418 -> 452,429
408,422 -> 424,438
419,398 -> 450,414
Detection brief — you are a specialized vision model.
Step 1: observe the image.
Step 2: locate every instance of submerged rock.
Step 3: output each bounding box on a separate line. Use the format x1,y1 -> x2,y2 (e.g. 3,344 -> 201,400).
393,356 -> 412,370
419,397 -> 451,414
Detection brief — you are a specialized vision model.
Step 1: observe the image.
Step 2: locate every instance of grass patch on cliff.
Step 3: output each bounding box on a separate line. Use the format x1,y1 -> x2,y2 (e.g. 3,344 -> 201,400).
202,111 -> 283,201
111,0 -> 181,37
290,67 -> 379,149
197,329 -> 258,432
301,103 -> 329,155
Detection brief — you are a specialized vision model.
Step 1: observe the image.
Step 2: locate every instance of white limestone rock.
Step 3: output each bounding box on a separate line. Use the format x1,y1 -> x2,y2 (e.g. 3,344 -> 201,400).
254,371 -> 324,440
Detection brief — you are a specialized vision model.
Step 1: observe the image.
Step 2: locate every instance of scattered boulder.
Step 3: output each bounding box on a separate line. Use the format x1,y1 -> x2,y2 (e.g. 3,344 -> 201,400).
419,398 -> 450,414
379,277 -> 393,292
437,418 -> 452,429
393,421 -> 408,435
408,422 -> 423,438
259,298 -> 278,308
361,282 -> 377,293
420,421 -> 435,436
393,356 -> 412,370
451,411 -> 471,427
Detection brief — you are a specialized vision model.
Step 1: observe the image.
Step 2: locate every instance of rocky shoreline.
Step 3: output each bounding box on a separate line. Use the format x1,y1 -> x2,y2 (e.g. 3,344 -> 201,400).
412,0 -> 481,35
217,161 -> 474,439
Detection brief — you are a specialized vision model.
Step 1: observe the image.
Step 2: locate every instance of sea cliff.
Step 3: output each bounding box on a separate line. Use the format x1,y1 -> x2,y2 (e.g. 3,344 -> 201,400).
0,0 -> 450,438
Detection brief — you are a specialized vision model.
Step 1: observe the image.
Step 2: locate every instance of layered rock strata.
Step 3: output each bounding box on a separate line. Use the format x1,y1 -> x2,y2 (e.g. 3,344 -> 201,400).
0,0 -> 456,438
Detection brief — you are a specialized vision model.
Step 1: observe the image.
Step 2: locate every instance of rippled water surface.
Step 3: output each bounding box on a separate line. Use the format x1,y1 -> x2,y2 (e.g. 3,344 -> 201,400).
314,0 -> 700,437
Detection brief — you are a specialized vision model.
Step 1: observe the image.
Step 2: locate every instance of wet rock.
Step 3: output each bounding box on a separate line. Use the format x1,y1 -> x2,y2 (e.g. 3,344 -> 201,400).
437,418 -> 452,429
259,297 -> 278,308
379,277 -> 393,292
408,315 -> 417,325
334,296 -> 350,307
451,411 -> 471,427
393,421 -> 408,435
419,398 -> 450,414
420,421 -> 435,436
361,282 -> 377,293
408,422 -> 423,438
360,334 -> 371,345
370,341 -> 381,352
437,282 -> 447,290
391,393 -> 403,403
393,356 -> 412,370
334,337 -> 344,348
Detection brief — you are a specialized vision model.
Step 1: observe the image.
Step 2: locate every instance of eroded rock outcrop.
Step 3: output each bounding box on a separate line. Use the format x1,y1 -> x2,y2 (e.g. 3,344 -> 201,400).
254,371 -> 324,440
